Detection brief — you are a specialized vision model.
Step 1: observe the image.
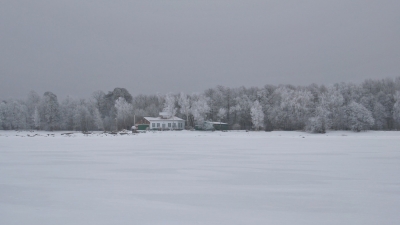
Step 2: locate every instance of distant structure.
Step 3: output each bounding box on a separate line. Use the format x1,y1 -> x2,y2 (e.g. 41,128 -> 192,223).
195,121 -> 229,131
141,112 -> 185,130
134,118 -> 150,131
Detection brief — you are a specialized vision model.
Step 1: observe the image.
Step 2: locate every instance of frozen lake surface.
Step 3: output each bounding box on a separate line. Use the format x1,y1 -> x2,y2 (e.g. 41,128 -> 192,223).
1,130 -> 400,225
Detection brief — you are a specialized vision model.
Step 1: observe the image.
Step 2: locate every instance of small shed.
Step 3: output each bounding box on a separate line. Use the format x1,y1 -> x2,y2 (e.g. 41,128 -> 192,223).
195,121 -> 229,131
213,122 -> 229,131
135,118 -> 150,130
137,124 -> 149,130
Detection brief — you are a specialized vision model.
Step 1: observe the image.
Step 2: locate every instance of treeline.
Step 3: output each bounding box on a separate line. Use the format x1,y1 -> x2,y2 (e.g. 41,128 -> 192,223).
1,77 -> 400,133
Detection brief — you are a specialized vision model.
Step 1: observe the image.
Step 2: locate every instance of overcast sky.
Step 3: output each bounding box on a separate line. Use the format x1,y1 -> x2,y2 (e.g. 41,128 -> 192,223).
1,0 -> 399,99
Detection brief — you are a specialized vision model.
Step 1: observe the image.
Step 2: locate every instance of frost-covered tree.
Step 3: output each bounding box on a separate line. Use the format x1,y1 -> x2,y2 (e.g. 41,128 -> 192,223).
73,102 -> 92,132
217,108 -> 227,130
217,108 -> 226,122
204,88 -> 220,122
235,94 -> 253,129
372,102 -> 388,130
40,92 -> 60,131
229,104 -> 242,128
191,95 -> 210,126
346,101 -> 374,132
306,106 -> 330,133
115,97 -> 132,130
0,100 -> 29,130
393,91 -> 400,129
0,101 -> 5,129
2,77 -> 400,132
103,88 -> 133,119
59,96 -> 77,130
268,87 -> 313,130
26,91 -> 41,128
33,106 -> 41,130
163,93 -> 177,118
178,92 -> 191,126
250,100 -> 264,131
92,90 -> 106,117
319,87 -> 345,130
131,94 -> 164,118
93,107 -> 104,131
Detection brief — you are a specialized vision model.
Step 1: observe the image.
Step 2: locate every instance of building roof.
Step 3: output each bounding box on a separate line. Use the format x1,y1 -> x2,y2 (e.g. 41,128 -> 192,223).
144,116 -> 184,122
159,112 -> 170,117
206,122 -> 228,125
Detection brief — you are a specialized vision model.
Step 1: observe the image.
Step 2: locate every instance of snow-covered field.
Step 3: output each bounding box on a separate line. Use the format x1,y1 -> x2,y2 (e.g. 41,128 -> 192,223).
1,130 -> 399,225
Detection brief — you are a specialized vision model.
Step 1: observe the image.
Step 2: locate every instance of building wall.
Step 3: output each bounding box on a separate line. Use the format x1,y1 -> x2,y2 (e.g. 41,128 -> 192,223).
149,120 -> 185,130
137,124 -> 149,130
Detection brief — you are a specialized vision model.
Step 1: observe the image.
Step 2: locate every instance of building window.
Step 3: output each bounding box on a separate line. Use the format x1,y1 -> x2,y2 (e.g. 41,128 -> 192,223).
157,123 -> 160,127
152,123 -> 155,128
173,123 -> 176,127
168,123 -> 171,127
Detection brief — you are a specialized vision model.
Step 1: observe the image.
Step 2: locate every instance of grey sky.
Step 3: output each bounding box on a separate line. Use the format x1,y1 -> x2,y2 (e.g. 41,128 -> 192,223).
1,0 -> 399,99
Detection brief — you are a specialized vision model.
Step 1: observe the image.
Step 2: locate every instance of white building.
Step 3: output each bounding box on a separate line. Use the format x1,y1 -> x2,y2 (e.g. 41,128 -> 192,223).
144,112 -> 185,130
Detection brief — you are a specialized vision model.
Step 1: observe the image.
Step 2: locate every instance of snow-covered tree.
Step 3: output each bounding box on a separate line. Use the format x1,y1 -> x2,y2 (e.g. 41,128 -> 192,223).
0,100 -> 29,130
319,87 -> 345,130
346,101 -> 375,132
59,96 -> 77,130
235,94 -> 253,129
41,92 -> 60,131
229,104 -> 242,128
26,91 -> 41,128
268,87 -> 313,130
92,90 -> 106,117
93,107 -> 104,131
191,95 -> 210,126
306,106 -> 330,133
250,100 -> 264,131
178,92 -> 191,126
372,102 -> 388,130
115,97 -> 132,130
393,91 -> 400,129
131,94 -> 164,118
163,93 -> 177,118
2,77 -> 400,132
73,103 -> 92,132
217,108 -> 226,122
33,106 -> 41,130
217,108 -> 227,130
103,88 -> 133,119
0,102 -> 5,129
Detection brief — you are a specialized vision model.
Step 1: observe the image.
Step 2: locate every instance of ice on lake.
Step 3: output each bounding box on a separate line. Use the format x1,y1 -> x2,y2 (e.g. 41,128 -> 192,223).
1,130 -> 400,225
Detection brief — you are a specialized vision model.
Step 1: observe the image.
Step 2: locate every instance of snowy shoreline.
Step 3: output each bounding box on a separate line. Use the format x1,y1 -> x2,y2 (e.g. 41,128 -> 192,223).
1,129 -> 399,138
